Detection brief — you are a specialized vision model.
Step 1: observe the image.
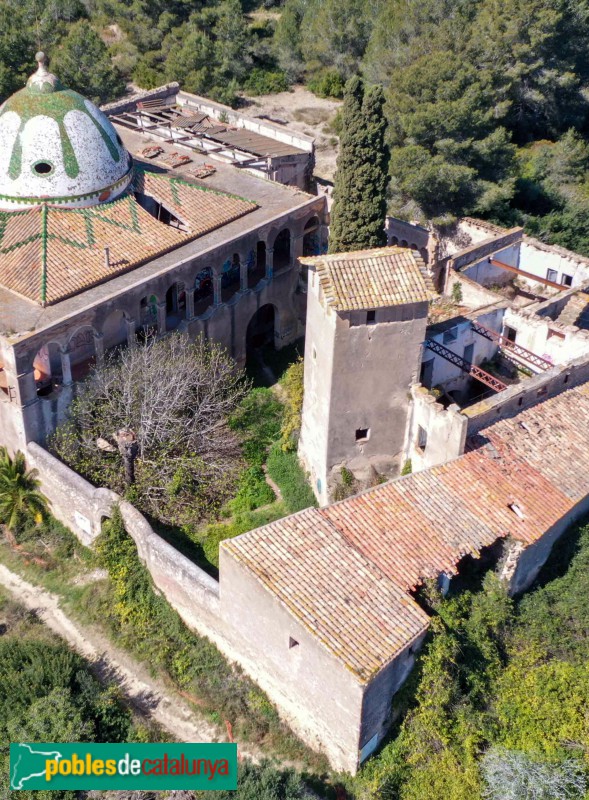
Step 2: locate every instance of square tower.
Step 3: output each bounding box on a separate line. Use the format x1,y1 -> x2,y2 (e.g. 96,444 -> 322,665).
299,247 -> 434,505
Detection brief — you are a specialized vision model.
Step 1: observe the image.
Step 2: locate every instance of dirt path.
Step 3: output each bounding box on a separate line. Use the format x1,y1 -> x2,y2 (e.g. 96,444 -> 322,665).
0,563 -> 262,759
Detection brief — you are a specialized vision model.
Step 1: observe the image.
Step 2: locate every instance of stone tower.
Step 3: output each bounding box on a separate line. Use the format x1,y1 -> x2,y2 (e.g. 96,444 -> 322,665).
298,247 -> 433,505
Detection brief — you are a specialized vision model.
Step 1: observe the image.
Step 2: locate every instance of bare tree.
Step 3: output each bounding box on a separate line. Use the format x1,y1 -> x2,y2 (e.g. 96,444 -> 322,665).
51,334 -> 248,527
482,747 -> 587,800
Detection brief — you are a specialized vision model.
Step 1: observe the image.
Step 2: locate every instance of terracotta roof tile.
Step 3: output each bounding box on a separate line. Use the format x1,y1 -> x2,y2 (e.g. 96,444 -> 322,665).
0,170 -> 257,305
223,508 -> 429,682
222,384 -> 589,682
300,246 -> 435,311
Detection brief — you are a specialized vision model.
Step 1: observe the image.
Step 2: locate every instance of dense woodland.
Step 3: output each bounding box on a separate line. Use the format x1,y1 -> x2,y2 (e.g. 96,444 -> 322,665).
3,0 -> 589,251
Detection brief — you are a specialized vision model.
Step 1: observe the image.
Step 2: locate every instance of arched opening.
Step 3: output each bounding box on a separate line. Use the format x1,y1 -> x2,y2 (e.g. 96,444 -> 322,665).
390,235 -> 399,246
102,309 -> 127,353
221,256 -> 240,303
249,243 -> 266,288
273,229 -> 291,271
400,239 -> 409,248
166,282 -> 186,330
64,327 -> 97,382
303,216 -> 321,257
34,343 -> 62,397
420,247 -> 429,264
138,294 -> 158,340
246,304 -> 276,374
134,192 -> 187,231
194,267 -> 214,316
410,242 -> 418,251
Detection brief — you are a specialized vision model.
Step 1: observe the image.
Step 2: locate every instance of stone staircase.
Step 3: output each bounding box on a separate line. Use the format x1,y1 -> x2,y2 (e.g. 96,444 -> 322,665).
556,292 -> 589,329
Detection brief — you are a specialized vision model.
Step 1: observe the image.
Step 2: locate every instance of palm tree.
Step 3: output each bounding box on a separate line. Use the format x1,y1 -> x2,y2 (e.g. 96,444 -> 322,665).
0,450 -> 50,543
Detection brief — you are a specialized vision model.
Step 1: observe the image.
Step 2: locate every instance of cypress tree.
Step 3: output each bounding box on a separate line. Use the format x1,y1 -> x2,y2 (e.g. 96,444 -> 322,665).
329,76 -> 390,253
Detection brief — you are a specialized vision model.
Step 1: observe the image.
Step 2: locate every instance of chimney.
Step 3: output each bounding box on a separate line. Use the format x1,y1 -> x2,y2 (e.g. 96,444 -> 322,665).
104,247 -> 110,269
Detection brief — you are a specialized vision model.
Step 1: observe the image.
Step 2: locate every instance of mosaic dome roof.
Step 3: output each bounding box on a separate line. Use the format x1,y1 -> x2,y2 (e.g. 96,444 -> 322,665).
0,53 -> 132,211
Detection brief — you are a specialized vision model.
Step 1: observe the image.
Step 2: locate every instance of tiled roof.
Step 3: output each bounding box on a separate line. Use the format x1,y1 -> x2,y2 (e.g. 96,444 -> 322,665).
300,247 -> 435,311
222,508 -> 430,681
0,170 -> 256,305
222,384 -> 589,682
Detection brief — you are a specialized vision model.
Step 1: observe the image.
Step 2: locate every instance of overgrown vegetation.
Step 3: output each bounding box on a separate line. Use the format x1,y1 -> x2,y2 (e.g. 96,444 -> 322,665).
90,507 -> 324,765
0,591 -> 136,800
353,518 -> 589,800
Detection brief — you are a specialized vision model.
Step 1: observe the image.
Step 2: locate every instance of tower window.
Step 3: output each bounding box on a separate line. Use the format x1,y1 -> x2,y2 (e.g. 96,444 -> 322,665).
417,425 -> 427,451
366,309 -> 376,324
289,637 -> 299,649
355,427 -> 370,442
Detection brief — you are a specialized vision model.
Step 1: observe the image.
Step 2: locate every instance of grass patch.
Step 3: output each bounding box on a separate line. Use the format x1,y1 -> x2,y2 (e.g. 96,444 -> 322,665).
267,444 -> 317,513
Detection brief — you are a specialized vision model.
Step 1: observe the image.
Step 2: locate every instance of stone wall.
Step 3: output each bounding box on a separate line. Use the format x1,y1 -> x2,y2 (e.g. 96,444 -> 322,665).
25,443 -> 220,623
504,306 -> 589,366
444,271 -> 505,310
406,385 -> 468,471
450,228 -> 523,272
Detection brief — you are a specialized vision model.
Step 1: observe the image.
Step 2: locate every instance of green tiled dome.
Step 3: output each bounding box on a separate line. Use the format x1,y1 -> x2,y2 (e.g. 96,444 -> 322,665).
0,53 -> 132,211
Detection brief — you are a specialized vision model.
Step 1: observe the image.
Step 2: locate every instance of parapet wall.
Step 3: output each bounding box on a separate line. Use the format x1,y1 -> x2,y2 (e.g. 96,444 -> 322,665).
463,354 -> 589,434
102,83 -> 180,116
406,385 -> 467,471
177,91 -> 315,154
449,227 -> 523,272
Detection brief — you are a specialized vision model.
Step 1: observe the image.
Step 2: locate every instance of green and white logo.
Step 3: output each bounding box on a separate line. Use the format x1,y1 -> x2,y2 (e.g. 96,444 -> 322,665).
10,742 -> 237,790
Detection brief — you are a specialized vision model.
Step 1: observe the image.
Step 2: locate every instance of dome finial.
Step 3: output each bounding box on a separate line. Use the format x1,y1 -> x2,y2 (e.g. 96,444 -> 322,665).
27,51 -> 62,93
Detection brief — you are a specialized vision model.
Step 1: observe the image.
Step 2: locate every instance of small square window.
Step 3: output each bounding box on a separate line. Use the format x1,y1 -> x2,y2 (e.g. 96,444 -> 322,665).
443,327 -> 458,344
366,309 -> 376,324
546,268 -> 558,283
355,427 -> 370,442
561,273 -> 573,287
289,637 -> 299,649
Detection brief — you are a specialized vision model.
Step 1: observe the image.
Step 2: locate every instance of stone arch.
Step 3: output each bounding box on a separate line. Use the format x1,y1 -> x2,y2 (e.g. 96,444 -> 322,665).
102,308 -> 127,352
65,324 -> 98,381
165,282 -> 186,329
246,304 -> 279,365
247,242 -> 266,288
139,293 -> 158,334
400,239 -> 409,248
303,215 -> 321,257
273,228 -> 291,271
221,255 -> 240,303
194,267 -> 214,316
410,242 -> 418,251
390,235 -> 399,246
33,340 -> 63,397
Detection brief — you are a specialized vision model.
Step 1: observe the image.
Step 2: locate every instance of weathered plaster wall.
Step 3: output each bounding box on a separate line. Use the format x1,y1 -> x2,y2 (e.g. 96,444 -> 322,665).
406,385 -> 467,471
444,272 -> 504,311
219,547 -> 367,774
504,306 -> 589,366
2,198 -> 324,451
510,494 -> 589,595
358,630 -> 428,762
464,354 -> 589,434
520,237 -> 589,288
298,268 -> 336,504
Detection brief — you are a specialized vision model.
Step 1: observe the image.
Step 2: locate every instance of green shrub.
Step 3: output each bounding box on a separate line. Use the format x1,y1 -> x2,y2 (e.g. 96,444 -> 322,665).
280,358 -> 305,451
308,68 -> 345,99
451,281 -> 464,304
244,68 -> 289,95
401,458 -> 413,476
201,503 -> 289,568
266,444 -> 317,512
226,466 -> 275,514
229,388 -> 283,466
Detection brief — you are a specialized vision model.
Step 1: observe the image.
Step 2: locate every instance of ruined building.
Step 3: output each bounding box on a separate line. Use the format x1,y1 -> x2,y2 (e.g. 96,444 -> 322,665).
0,56 -> 326,452
3,58 -> 589,777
